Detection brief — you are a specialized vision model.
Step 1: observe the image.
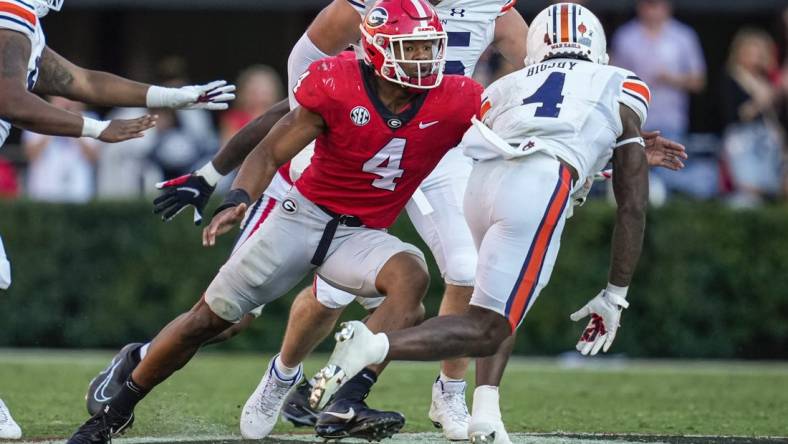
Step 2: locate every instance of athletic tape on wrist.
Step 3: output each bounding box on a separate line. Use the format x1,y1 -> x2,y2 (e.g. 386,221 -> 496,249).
614,137 -> 645,148
81,117 -> 111,138
146,85 -> 176,108
195,161 -> 223,187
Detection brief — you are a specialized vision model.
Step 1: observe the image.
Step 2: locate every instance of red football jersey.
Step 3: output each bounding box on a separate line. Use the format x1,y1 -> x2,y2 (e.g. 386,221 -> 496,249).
293,55 -> 483,229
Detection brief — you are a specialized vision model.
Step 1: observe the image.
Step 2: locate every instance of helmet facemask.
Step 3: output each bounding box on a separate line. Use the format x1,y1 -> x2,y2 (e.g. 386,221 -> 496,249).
30,0 -> 64,17
362,26 -> 447,90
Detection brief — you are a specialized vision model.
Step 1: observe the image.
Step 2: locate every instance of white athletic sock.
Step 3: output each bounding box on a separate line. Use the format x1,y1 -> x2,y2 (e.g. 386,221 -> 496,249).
439,372 -> 465,384
139,343 -> 150,361
273,355 -> 300,380
471,385 -> 502,421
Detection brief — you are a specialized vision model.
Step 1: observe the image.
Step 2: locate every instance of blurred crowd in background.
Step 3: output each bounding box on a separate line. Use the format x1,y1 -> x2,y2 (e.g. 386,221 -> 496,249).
1,0 -> 787,209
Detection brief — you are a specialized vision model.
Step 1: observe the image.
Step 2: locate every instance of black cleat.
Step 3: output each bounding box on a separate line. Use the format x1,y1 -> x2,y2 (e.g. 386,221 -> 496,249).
281,380 -> 321,427
85,343 -> 143,416
315,398 -> 405,442
67,405 -> 134,444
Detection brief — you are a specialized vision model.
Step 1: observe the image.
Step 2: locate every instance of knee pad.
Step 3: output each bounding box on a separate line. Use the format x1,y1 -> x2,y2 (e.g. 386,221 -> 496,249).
443,249 -> 477,287
205,292 -> 244,324
314,275 -> 357,309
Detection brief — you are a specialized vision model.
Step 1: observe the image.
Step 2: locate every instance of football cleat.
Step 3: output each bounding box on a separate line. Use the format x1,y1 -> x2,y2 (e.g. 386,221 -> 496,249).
67,405 -> 134,444
86,343 -> 143,416
0,399 -> 22,439
429,378 -> 470,441
468,420 -> 511,444
309,321 -> 388,410
281,380 -> 321,427
240,355 -> 303,439
315,398 -> 405,441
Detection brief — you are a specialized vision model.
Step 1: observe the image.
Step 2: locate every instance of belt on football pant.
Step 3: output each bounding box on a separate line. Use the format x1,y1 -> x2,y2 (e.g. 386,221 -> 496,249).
311,205 -> 364,266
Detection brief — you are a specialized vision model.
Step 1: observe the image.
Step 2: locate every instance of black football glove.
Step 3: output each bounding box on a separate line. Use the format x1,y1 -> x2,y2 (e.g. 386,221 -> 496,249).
153,173 -> 216,225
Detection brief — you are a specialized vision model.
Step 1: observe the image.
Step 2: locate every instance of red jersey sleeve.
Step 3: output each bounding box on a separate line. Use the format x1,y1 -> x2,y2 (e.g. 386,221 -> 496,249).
292,60 -> 332,113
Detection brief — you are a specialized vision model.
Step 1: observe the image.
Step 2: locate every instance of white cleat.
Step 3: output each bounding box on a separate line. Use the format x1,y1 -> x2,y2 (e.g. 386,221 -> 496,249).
309,321 -> 388,410
429,379 -> 470,441
0,399 -> 22,440
468,420 -> 511,444
240,356 -> 303,439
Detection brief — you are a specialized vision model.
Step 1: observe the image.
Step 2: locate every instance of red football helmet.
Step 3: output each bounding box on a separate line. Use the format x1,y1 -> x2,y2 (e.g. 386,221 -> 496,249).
360,0 -> 448,89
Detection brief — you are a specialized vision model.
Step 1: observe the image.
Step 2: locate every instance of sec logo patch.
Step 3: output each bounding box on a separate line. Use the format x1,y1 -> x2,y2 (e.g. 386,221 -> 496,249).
282,199 -> 297,214
350,106 -> 371,126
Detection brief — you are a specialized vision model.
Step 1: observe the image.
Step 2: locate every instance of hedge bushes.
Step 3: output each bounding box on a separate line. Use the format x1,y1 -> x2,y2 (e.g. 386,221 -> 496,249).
0,199 -> 786,358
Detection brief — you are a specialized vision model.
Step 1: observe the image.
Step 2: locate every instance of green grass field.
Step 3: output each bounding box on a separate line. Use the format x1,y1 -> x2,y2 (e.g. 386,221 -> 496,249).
1,349 -> 786,442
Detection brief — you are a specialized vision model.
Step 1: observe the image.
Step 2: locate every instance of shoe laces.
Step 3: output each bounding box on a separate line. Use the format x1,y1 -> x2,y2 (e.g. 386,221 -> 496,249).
0,401 -> 10,424
440,389 -> 469,423
254,374 -> 296,419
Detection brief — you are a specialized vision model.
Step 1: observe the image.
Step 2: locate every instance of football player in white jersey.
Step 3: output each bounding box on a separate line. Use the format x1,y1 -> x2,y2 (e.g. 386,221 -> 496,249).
0,0 -> 234,439
86,0 -> 684,441
311,4 -> 653,443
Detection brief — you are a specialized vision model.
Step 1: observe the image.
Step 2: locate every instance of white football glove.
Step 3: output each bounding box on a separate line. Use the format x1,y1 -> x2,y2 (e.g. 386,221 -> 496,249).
146,80 -> 236,110
570,288 -> 629,356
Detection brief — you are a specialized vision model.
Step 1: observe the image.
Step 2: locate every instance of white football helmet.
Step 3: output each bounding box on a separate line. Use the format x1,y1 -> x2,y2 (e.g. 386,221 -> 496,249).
525,3 -> 609,66
29,0 -> 63,17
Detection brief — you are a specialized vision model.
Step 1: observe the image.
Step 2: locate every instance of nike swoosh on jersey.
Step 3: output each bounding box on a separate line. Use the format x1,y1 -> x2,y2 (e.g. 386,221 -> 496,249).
178,187 -> 200,197
419,121 -> 439,129
323,407 -> 355,421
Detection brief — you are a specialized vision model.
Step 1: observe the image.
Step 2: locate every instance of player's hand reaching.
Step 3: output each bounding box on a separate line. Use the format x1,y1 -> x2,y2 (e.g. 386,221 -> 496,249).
153,173 -> 216,225
146,81 -> 237,111
98,115 -> 157,142
570,288 -> 629,356
202,190 -> 250,246
203,204 -> 246,247
642,130 -> 687,171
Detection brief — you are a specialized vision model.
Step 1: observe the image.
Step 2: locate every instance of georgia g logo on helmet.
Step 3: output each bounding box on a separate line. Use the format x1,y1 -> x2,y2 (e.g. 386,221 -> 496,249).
366,7 -> 389,28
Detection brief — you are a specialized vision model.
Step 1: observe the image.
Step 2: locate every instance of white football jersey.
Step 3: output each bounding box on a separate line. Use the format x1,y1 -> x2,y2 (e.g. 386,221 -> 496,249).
348,0 -> 514,77
0,0 -> 46,147
464,58 -> 650,181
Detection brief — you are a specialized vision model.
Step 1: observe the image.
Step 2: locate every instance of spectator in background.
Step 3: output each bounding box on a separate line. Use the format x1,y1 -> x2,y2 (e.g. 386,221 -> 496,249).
96,57 -> 220,199
219,65 -> 283,145
148,56 -> 219,179
22,97 -> 98,203
0,156 -> 18,199
722,29 -> 785,208
612,0 -> 708,199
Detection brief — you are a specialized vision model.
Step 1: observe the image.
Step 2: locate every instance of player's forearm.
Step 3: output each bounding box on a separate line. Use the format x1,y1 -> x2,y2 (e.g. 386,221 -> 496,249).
608,143 -> 649,287
231,147 -> 279,202
609,204 -> 646,287
0,89 -> 87,137
493,9 -> 528,69
212,99 -> 290,175
76,70 -> 149,107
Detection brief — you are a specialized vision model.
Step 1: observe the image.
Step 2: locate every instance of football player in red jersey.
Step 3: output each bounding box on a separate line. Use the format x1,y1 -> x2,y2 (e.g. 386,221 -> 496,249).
66,1 -> 484,443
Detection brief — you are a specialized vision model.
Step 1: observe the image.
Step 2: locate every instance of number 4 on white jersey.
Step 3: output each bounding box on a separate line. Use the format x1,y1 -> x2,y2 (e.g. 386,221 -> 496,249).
362,138 -> 407,191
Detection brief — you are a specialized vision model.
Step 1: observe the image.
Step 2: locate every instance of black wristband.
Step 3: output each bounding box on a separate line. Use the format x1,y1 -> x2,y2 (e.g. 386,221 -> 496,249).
213,189 -> 251,216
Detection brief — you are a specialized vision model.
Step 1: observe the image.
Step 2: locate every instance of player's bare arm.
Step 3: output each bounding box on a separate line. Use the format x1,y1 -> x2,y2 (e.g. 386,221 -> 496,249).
609,105 -> 649,286
34,46 -> 235,109
0,30 -> 154,141
34,46 -> 147,106
569,105 -> 649,356
306,0 -> 364,55
203,106 -> 325,246
492,8 -> 528,69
